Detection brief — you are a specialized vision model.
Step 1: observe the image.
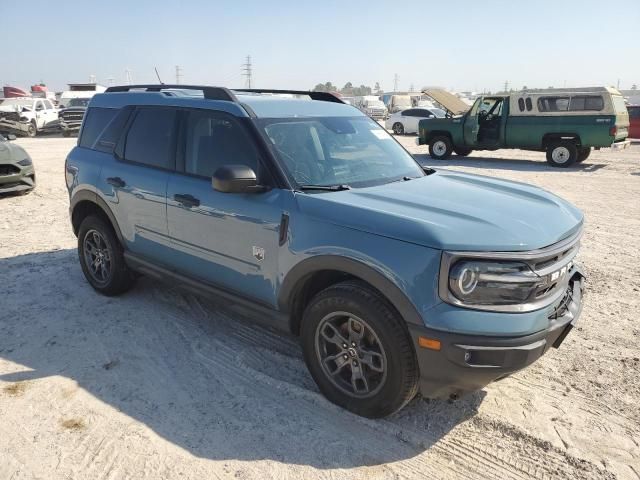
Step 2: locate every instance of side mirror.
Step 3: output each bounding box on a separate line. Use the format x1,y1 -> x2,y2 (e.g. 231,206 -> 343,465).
7,134 -> 16,141
212,164 -> 266,193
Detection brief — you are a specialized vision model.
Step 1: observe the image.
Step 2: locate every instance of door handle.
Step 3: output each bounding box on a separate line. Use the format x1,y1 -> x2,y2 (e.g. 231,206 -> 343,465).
174,193 -> 200,208
106,176 -> 126,188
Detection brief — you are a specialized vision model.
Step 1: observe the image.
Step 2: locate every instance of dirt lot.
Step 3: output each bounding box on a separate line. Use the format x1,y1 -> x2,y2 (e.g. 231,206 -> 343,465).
1,135 -> 639,480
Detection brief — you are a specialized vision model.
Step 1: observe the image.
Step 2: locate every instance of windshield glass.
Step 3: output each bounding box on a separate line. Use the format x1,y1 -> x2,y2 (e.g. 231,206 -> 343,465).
0,98 -> 33,108
258,116 -> 424,188
67,97 -> 90,107
366,100 -> 385,107
430,108 -> 446,118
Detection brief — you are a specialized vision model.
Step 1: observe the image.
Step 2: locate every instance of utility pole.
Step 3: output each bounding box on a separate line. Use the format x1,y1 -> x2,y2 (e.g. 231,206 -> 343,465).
175,65 -> 183,85
125,69 -> 132,85
393,73 -> 399,92
106,76 -> 114,86
241,55 -> 252,88
503,80 -> 509,93
89,74 -> 96,84
409,83 -> 415,92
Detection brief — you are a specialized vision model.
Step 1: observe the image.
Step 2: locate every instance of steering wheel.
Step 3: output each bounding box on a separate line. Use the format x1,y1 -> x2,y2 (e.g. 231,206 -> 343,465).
485,113 -> 494,121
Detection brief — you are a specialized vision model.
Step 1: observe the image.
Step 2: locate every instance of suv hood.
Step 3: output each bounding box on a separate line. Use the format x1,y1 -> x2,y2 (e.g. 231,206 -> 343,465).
296,170 -> 583,251
0,141 -> 28,164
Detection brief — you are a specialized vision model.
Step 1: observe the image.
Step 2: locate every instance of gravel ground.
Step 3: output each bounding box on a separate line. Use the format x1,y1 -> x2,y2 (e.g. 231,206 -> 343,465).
0,135 -> 638,480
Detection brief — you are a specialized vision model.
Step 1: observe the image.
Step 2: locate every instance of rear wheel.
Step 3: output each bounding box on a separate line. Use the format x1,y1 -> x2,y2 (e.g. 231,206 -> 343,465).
301,280 -> 419,418
429,135 -> 453,159
78,215 -> 135,296
576,147 -> 591,163
392,122 -> 404,135
454,147 -> 473,157
546,141 -> 577,168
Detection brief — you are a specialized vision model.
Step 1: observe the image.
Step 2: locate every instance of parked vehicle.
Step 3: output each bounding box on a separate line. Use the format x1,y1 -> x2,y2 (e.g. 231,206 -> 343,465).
385,107 -> 446,135
58,83 -> 106,109
356,96 -> 387,119
59,97 -> 91,137
0,133 -> 35,194
0,97 -> 59,137
417,87 -> 630,167
627,105 -> 640,138
66,84 -> 585,418
382,94 -> 412,114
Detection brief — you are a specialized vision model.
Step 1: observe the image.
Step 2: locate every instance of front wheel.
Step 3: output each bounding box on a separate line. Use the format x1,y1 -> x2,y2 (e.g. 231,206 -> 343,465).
27,121 -> 37,138
576,147 -> 591,163
546,141 -> 577,167
301,281 -> 419,418
78,215 -> 135,296
62,130 -> 71,138
429,135 -> 453,159
392,122 -> 404,135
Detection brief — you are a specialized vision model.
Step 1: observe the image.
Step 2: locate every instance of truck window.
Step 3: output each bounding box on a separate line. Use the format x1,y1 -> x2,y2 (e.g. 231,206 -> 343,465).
525,98 -> 532,111
537,96 -> 569,112
569,96 -> 604,111
518,98 -> 525,112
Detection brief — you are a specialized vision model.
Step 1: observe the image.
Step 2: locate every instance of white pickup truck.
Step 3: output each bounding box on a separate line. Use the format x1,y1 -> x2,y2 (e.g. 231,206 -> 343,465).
0,97 -> 60,137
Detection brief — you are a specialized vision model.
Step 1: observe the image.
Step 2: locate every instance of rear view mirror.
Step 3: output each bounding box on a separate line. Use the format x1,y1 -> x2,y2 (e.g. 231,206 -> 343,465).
212,165 -> 267,193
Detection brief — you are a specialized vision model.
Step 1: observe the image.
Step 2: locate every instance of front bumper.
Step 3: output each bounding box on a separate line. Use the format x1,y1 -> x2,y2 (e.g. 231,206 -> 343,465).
408,271 -> 584,399
0,118 -> 31,135
0,164 -> 36,193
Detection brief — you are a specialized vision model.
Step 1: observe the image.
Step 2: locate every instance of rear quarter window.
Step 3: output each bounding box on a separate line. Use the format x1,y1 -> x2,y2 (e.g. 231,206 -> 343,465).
79,107 -> 118,148
537,97 -> 569,112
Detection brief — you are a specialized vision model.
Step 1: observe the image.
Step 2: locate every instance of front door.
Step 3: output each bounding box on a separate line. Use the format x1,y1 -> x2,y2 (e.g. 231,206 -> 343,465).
463,97 -> 482,145
165,108 -> 285,307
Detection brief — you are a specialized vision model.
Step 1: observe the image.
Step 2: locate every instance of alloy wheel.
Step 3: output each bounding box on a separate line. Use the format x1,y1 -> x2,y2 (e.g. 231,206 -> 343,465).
83,229 -> 113,285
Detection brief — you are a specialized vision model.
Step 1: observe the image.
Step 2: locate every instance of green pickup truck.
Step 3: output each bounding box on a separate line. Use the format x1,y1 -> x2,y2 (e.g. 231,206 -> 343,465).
416,87 -> 630,167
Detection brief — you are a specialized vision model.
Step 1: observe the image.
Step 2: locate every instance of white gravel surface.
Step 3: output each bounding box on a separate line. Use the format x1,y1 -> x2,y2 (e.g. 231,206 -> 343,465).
0,135 -> 639,479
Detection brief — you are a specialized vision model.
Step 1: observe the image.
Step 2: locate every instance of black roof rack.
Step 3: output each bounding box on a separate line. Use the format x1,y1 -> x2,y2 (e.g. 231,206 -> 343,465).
104,85 -> 345,105
104,84 -> 237,101
233,89 -> 344,104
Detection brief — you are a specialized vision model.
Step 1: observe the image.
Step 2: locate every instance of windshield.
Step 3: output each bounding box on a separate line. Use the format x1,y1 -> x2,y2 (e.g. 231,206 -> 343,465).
366,100 -> 385,107
258,116 -> 424,188
67,97 -> 90,107
430,108 -> 446,118
0,98 -> 33,108
395,96 -> 411,107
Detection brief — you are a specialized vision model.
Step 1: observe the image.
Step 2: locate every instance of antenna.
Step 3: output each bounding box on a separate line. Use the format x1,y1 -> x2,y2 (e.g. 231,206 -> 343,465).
175,65 -> 183,85
155,67 -> 163,84
241,55 -> 252,88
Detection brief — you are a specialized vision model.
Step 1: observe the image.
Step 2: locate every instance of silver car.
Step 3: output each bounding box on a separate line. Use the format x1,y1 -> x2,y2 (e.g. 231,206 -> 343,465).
0,134 -> 35,194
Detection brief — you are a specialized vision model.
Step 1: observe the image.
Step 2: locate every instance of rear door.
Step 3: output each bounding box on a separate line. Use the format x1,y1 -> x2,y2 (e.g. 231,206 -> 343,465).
165,108 -> 285,307
97,106 -> 177,262
463,97 -> 482,145
401,109 -> 418,133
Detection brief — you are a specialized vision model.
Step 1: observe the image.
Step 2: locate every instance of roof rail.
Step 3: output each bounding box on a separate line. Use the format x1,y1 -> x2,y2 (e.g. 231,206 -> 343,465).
104,84 -> 237,101
234,88 -> 344,104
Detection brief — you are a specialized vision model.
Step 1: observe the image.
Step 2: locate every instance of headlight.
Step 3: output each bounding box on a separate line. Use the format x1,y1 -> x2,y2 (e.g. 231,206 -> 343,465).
447,260 -> 542,306
17,158 -> 32,166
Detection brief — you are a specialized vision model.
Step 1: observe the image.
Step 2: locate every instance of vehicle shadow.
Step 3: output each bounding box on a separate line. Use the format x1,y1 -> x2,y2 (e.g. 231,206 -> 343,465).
413,153 -> 608,173
0,248 -> 485,469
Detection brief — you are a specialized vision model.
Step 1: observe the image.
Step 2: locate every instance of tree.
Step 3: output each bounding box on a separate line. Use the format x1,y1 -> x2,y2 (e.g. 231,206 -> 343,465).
374,82 -> 381,93
312,83 -> 327,92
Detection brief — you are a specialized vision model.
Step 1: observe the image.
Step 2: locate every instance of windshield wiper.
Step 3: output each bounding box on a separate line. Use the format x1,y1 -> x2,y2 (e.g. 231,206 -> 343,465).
298,184 -> 351,191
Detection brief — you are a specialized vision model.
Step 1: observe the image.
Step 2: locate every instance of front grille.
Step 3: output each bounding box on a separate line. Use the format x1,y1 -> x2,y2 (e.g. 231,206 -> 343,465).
60,111 -> 85,122
0,112 -> 20,122
0,165 -> 20,176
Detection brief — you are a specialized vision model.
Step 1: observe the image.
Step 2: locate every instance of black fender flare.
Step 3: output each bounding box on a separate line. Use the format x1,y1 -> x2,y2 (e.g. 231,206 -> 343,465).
278,255 -> 424,326
70,189 -> 124,243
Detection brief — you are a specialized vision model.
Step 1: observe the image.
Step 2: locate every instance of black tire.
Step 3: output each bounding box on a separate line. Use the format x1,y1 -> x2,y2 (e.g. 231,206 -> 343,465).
428,135 -> 453,159
454,147 -> 473,157
576,147 -> 591,163
301,280 -> 419,418
546,141 -> 577,168
77,214 -> 135,296
62,130 -> 71,138
392,122 -> 404,135
27,121 -> 37,138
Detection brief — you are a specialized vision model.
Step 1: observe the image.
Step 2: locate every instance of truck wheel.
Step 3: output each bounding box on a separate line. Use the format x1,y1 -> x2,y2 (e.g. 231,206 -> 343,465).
301,280 -> 419,418
392,122 -> 404,135
454,147 -> 473,157
78,215 -> 136,296
62,130 -> 71,138
429,136 -> 453,159
27,121 -> 37,138
546,141 -> 577,168
576,147 -> 591,163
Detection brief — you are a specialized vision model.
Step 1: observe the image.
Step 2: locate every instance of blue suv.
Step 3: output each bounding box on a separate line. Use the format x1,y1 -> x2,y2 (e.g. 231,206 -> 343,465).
65,85 -> 585,418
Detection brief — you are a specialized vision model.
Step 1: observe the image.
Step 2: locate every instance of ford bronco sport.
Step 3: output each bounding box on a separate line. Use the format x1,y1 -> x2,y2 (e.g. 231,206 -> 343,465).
416,87 -> 630,167
65,85 -> 585,418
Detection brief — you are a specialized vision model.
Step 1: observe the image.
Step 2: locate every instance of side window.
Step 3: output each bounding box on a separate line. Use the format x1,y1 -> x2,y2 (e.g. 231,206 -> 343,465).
44,100 -> 54,110
569,96 -> 604,111
537,96 -> 569,112
184,109 -> 260,178
35,101 -> 44,111
525,97 -> 533,111
124,108 -> 177,169
94,107 -> 133,153
518,98 -> 525,112
79,107 -> 118,148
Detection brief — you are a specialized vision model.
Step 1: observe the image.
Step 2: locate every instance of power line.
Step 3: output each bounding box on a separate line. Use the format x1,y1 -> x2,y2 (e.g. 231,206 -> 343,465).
241,55 -> 252,88
175,65 -> 183,85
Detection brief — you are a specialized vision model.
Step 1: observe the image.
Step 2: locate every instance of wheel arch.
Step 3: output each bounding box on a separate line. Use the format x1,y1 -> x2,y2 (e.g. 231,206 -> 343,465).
279,255 -> 424,335
425,130 -> 453,144
70,190 -> 123,243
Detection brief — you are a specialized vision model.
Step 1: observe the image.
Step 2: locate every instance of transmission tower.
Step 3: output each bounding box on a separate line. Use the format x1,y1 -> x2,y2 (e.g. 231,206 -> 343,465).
241,55 -> 252,88
175,65 -> 183,84
393,73 -> 399,92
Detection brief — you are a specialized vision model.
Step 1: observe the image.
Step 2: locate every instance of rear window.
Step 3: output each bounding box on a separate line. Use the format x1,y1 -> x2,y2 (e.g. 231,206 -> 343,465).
612,95 -> 628,114
537,96 -> 569,112
569,96 -> 604,111
94,107 -> 133,154
123,107 -> 177,170
79,107 -> 118,148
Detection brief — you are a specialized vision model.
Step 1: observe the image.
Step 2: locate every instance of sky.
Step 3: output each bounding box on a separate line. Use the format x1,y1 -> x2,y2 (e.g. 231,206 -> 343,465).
2,0 -> 639,94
